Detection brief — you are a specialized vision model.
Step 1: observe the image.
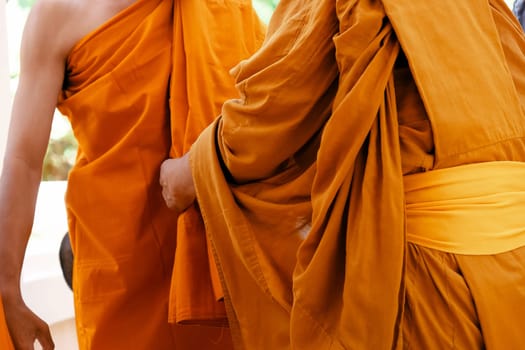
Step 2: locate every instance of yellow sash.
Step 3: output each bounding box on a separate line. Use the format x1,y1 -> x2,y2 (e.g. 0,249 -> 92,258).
404,161 -> 525,255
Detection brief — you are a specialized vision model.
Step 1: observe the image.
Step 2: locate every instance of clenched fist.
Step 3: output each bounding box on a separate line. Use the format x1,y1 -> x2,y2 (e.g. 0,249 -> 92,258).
159,153 -> 196,212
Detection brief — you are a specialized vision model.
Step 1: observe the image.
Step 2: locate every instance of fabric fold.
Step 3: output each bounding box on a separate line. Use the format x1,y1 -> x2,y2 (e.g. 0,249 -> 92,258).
168,0 -> 265,325
0,296 -> 14,350
56,0 -> 263,347
58,3 -> 180,347
191,0 -> 525,348
383,0 -> 525,167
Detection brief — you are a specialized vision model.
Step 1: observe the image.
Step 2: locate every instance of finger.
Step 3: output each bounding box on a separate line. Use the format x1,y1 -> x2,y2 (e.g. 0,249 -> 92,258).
162,188 -> 176,209
159,175 -> 166,188
165,197 -> 176,210
159,159 -> 171,187
161,187 -> 173,208
159,171 -> 167,187
35,325 -> 54,350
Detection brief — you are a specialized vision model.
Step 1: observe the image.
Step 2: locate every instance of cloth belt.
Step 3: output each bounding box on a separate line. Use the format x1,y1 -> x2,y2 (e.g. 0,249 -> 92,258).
404,161 -> 525,255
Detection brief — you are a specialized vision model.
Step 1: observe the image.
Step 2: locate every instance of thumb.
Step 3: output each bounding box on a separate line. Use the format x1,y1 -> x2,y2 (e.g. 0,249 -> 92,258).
35,321 -> 54,350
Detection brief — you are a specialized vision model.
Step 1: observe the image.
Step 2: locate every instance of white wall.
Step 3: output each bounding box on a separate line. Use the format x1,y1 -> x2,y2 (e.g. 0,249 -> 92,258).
0,0 -> 10,169
2,7 -> 77,348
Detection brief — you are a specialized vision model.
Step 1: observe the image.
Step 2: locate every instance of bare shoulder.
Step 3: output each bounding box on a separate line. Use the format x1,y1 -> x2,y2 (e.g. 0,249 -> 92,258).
24,0 -> 137,61
22,0 -> 80,60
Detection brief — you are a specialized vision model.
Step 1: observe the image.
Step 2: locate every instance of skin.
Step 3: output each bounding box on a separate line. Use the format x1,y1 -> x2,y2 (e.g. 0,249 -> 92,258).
0,0 -> 136,348
160,153 -> 196,213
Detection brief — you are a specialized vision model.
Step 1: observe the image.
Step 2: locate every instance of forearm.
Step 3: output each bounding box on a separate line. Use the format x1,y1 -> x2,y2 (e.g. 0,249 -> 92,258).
0,4 -> 65,296
0,157 -> 42,297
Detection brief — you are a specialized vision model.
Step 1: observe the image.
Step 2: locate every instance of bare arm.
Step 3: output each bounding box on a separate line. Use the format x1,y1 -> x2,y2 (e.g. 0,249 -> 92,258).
0,1 -> 71,348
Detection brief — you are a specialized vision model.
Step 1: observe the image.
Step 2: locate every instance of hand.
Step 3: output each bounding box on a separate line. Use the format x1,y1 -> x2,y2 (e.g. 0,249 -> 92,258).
159,153 -> 196,212
2,293 -> 54,350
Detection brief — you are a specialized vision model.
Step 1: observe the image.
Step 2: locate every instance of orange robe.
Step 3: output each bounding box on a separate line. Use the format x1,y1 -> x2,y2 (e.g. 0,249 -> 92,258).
0,296 -> 14,350
57,0 -> 263,348
190,0 -> 525,348
168,0 -> 265,326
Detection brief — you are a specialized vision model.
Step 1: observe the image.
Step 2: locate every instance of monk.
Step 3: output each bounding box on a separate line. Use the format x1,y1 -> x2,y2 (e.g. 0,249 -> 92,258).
0,0 -> 264,349
160,0 -> 525,348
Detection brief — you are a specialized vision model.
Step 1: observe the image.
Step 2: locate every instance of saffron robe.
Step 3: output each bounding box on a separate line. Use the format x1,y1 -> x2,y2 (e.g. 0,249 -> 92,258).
0,296 -> 14,350
57,0 -> 263,348
168,0 -> 265,326
190,0 -> 525,348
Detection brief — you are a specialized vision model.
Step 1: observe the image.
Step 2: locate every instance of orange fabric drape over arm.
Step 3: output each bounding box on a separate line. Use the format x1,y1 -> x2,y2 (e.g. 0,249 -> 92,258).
191,0 -> 342,347
191,0 -> 525,348
168,0 -> 265,325
193,0 -> 405,347
0,296 -> 14,350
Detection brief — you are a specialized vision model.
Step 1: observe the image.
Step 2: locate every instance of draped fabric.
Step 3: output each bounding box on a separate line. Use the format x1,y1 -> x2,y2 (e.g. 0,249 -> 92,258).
56,0 -> 263,348
0,296 -> 14,350
169,0 -> 265,325
58,2 -> 178,348
191,0 -> 525,348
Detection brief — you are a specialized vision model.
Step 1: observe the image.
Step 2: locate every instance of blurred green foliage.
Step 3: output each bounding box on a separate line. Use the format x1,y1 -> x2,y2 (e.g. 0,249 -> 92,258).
253,0 -> 279,23
16,0 -> 35,9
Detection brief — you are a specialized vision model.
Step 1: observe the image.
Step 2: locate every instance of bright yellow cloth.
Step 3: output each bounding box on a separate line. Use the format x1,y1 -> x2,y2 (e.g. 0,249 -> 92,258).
56,0 -> 263,348
0,296 -> 14,350
191,0 -> 525,348
405,161 -> 525,255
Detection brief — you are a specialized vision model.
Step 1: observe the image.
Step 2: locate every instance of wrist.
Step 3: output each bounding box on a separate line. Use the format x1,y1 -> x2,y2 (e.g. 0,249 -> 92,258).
0,277 -> 21,300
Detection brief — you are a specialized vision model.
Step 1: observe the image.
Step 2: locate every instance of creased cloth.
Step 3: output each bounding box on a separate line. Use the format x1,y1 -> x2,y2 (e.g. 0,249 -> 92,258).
191,0 -> 525,348
57,0 -> 263,348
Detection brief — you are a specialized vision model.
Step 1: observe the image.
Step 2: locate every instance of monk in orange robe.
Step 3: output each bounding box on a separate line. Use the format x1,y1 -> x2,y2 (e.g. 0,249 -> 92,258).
160,0 -> 525,348
0,0 -> 263,349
